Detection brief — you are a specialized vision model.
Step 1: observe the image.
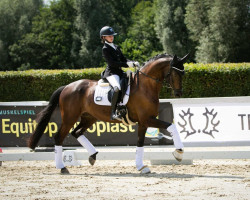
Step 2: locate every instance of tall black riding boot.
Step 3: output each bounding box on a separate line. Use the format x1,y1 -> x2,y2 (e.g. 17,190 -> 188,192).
110,86 -> 121,121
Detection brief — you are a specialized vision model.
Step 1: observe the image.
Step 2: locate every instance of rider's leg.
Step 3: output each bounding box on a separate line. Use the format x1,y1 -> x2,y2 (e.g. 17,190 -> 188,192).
106,75 -> 121,90
106,75 -> 121,120
110,86 -> 120,120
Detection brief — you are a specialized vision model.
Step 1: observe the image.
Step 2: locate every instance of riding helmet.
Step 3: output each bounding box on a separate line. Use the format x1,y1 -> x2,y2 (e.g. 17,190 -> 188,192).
100,26 -> 117,38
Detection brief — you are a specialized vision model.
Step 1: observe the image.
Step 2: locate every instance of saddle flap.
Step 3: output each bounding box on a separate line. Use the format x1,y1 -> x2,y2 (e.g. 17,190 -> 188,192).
94,84 -> 130,106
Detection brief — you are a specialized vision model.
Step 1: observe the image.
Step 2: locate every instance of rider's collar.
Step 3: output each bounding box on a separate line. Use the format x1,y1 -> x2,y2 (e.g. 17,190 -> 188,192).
105,41 -> 116,49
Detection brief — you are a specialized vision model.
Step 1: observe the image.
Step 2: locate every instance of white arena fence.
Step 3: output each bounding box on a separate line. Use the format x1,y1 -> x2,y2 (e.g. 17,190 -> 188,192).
0,96 -> 250,165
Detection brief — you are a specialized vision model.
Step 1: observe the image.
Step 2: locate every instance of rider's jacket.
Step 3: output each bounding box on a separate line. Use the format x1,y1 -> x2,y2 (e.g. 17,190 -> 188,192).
102,42 -> 128,79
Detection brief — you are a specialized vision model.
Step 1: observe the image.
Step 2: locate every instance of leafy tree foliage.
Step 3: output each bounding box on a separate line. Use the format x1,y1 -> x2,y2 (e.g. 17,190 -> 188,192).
185,0 -> 211,43
9,0 -> 76,70
121,1 -> 162,64
74,0 -> 135,68
186,0 -> 250,63
155,0 -> 192,58
0,0 -> 43,70
0,0 -> 249,71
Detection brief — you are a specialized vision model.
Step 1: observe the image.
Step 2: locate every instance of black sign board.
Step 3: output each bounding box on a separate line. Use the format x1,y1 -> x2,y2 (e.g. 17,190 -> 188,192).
0,103 -> 173,147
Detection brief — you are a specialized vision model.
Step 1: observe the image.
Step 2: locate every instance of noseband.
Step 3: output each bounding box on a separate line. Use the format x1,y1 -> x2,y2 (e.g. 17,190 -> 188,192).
165,65 -> 184,95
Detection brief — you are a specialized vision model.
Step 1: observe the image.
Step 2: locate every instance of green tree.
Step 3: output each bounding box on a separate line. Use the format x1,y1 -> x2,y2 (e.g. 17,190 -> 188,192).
186,0 -> 250,63
10,0 -> 77,69
155,0 -> 192,58
0,0 -> 43,70
121,1 -> 162,64
74,0 -> 135,68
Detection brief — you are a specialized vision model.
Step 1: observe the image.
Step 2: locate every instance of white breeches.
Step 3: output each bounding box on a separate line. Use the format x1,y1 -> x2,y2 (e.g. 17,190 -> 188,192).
106,75 -> 121,90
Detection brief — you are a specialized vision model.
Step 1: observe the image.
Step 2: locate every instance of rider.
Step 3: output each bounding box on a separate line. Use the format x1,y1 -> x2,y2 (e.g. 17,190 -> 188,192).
100,26 -> 139,121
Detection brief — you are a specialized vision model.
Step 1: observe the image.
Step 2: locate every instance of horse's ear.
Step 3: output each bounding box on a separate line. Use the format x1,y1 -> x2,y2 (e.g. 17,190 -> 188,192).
181,53 -> 189,63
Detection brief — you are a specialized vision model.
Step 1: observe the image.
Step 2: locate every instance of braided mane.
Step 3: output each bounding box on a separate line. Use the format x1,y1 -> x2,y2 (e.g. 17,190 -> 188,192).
141,53 -> 173,69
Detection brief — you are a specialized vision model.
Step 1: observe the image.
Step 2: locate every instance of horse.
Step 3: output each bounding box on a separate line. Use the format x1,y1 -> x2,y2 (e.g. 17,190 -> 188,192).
28,53 -> 189,174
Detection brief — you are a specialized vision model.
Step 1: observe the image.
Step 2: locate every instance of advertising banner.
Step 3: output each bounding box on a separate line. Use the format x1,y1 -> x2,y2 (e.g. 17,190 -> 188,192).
2,97 -> 248,147
0,102 -> 173,147
172,98 -> 250,145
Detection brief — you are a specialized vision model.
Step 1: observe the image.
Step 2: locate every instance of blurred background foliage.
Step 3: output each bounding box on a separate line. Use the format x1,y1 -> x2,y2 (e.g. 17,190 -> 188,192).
0,63 -> 249,101
0,0 -> 249,71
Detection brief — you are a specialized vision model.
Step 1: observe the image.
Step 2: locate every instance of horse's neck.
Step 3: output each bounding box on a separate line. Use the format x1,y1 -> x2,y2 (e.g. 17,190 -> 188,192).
134,67 -> 162,98
141,61 -> 166,82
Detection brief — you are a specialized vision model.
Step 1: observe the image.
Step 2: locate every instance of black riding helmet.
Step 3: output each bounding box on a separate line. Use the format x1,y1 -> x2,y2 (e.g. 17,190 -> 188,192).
100,26 -> 117,38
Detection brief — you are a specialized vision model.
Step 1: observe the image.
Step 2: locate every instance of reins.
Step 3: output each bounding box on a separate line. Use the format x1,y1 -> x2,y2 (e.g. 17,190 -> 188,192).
138,62 -> 174,86
138,70 -> 163,84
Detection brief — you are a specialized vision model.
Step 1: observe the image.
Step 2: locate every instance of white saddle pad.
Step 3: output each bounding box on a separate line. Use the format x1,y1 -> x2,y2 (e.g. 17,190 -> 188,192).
94,85 -> 130,106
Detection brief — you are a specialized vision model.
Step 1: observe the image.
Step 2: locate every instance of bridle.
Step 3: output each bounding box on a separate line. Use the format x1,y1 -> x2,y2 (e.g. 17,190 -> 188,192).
165,68 -> 183,96
165,61 -> 185,96
138,61 -> 185,91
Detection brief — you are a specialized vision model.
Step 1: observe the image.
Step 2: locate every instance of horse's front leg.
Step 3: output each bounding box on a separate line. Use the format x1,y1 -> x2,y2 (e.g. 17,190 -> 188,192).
146,117 -> 184,161
136,125 -> 151,174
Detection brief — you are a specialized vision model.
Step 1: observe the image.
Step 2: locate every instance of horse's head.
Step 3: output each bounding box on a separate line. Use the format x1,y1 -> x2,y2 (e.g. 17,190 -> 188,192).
165,54 -> 189,98
140,53 -> 189,98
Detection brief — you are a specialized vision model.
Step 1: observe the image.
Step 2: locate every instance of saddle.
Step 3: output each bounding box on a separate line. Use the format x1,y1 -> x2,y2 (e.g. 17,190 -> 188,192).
94,70 -> 136,126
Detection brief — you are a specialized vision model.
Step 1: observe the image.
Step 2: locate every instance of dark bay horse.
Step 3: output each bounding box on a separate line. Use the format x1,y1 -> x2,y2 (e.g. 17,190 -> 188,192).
28,53 -> 188,174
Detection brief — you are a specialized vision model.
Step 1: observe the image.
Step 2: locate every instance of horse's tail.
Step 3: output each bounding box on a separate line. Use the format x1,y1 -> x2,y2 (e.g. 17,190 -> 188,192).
28,86 -> 65,150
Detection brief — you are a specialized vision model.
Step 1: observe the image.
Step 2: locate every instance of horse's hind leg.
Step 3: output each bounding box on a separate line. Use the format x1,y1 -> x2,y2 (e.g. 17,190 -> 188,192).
54,121 -> 76,174
71,113 -> 98,165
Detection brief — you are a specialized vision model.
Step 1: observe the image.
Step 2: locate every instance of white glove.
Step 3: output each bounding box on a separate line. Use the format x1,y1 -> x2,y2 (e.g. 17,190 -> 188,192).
126,61 -> 134,68
133,61 -> 140,67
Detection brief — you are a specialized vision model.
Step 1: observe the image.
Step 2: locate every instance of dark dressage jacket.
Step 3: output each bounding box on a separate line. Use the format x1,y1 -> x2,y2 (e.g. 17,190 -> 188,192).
102,42 -> 129,79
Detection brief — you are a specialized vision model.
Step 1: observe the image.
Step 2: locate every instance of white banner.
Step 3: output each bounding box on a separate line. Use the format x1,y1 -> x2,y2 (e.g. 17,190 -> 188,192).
172,100 -> 250,143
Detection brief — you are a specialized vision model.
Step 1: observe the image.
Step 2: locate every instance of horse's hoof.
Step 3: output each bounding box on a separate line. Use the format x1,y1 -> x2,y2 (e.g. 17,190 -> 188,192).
172,149 -> 184,162
89,152 -> 98,166
139,166 -> 151,174
61,167 -> 70,174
